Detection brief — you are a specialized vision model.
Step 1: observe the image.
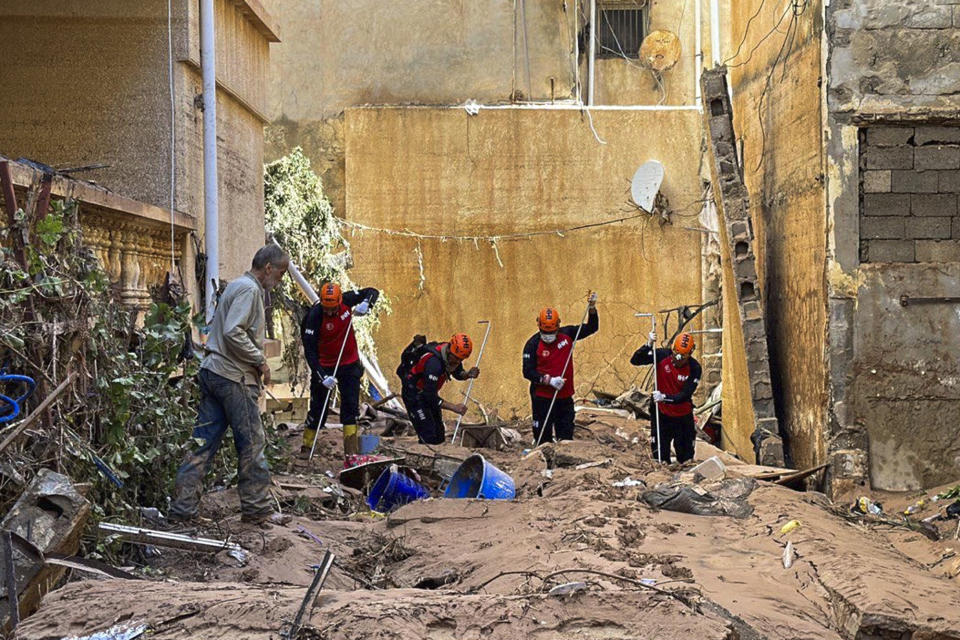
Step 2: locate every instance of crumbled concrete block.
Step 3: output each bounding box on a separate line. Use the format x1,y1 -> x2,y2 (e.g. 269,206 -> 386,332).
904,5 -> 953,28
866,127 -> 914,147
912,193 -> 957,216
915,145 -> 960,171
916,239 -> 960,262
863,239 -> 915,262
915,126 -> 960,145
906,216 -> 952,239
938,170 -> 960,193
891,170 -> 938,193
865,145 -> 914,170
863,170 -> 891,193
862,193 -> 910,216
690,456 -> 726,483
860,216 -> 905,239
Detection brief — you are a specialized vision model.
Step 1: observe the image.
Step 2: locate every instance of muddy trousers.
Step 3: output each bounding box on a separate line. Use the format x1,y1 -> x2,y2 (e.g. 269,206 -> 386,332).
303,361 -> 363,450
170,369 -> 273,519
531,395 -> 575,443
650,410 -> 696,465
402,391 -> 445,445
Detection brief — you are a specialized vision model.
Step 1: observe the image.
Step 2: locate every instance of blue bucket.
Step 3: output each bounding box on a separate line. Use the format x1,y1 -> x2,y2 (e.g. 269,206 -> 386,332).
444,454 -> 516,500
359,434 -> 380,455
367,466 -> 430,512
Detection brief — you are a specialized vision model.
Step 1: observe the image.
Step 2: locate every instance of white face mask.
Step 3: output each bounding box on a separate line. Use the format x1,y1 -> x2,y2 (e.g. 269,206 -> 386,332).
540,332 -> 558,344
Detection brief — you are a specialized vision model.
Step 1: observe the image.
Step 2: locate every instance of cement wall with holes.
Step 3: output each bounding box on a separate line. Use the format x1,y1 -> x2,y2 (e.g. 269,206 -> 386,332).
825,0 -> 960,492
0,0 -> 277,286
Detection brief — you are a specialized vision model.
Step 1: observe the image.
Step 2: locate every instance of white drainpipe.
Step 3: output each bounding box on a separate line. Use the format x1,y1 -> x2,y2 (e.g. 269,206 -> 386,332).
587,0 -> 597,105
695,0 -> 703,109
201,0 -> 219,322
710,0 -> 722,65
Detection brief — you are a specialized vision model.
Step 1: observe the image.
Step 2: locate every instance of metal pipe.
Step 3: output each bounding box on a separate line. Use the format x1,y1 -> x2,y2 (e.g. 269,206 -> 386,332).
201,0 -> 219,322
452,320 -> 492,444
573,0 -> 581,102
635,313 -> 662,464
587,0 -> 596,105
710,0 -> 722,65
451,103 -> 700,111
694,0 -> 703,111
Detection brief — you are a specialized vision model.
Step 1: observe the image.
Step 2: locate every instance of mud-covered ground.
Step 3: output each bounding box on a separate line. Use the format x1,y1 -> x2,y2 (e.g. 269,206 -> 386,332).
15,411 -> 960,639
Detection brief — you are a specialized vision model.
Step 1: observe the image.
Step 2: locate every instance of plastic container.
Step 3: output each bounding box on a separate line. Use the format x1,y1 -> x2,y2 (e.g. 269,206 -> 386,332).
366,466 -> 430,512
444,454 -> 516,500
359,434 -> 380,455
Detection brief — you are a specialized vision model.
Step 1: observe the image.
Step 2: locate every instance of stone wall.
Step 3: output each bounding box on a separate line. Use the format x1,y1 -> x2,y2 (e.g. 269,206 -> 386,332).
860,126 -> 960,263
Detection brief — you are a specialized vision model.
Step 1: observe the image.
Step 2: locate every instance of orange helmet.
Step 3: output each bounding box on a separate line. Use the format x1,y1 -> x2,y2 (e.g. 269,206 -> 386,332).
538,307 -> 560,332
673,332 -> 695,356
449,333 -> 473,360
319,282 -> 342,308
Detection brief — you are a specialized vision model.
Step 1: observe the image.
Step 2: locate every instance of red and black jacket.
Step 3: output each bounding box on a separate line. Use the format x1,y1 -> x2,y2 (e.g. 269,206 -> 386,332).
631,345 -> 702,417
301,287 -> 379,372
522,309 -> 598,400
403,343 -> 469,407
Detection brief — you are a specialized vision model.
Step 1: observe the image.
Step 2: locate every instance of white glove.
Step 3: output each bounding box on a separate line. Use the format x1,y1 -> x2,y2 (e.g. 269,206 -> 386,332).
353,300 -> 370,316
322,375 -> 337,390
652,391 -> 666,403
588,292 -> 598,308
549,376 -> 566,390
648,331 -> 657,345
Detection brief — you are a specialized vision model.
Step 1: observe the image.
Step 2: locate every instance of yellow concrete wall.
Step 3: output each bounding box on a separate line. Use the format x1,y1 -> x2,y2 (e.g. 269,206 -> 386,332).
344,107 -> 704,415
726,0 -> 827,468
0,0 -> 273,282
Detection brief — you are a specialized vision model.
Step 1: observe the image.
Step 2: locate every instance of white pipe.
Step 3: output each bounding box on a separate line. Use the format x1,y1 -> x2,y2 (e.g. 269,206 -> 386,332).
710,0 -> 721,65
201,0 -> 219,322
587,0 -> 596,106
455,103 -> 701,111
694,0 -> 703,111
573,0 -> 580,102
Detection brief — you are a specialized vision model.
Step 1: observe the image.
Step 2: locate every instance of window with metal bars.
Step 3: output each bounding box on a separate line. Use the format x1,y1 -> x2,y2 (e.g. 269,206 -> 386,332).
597,7 -> 647,59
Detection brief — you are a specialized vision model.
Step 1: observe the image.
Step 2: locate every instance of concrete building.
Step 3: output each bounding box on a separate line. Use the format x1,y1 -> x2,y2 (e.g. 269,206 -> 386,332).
717,0 -> 960,493
268,0 -> 719,415
0,1 -> 279,305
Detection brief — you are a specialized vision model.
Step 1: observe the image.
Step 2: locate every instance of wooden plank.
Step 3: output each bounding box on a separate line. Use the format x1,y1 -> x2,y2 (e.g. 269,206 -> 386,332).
774,463 -> 830,486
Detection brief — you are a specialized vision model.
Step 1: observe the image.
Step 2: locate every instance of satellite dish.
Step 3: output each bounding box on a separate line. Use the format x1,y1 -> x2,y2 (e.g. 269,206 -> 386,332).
639,30 -> 681,72
631,161 -> 665,212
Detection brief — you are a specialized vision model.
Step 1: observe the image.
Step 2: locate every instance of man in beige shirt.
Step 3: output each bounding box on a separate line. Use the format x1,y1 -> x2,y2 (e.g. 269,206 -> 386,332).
170,244 -> 288,523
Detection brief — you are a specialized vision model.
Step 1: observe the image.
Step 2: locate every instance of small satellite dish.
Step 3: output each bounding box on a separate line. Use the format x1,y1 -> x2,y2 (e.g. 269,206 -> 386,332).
639,30 -> 682,72
631,161 -> 665,212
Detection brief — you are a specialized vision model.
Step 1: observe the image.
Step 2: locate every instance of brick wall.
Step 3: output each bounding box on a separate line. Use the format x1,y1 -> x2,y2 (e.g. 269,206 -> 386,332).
860,126 -> 960,263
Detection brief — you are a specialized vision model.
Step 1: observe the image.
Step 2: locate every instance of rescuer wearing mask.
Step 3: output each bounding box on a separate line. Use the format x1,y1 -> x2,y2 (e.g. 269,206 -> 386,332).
401,333 -> 480,445
631,332 -> 702,464
521,293 -> 599,443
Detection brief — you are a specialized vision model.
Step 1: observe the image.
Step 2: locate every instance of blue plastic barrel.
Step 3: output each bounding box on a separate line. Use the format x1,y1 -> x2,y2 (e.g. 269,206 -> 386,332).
367,466 -> 430,512
359,434 -> 380,455
444,454 -> 516,500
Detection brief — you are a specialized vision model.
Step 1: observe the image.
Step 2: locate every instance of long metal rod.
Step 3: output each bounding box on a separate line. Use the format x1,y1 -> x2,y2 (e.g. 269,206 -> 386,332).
285,550 -> 334,639
710,0 -> 722,65
636,313 -> 662,464
309,314 -> 355,461
535,301 -> 591,448
201,0 -> 219,322
452,320 -> 492,444
2,530 -> 19,629
694,0 -> 703,109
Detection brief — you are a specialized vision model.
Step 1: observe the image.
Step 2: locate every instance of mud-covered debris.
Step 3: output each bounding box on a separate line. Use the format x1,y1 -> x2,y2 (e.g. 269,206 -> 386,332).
641,479 -> 755,518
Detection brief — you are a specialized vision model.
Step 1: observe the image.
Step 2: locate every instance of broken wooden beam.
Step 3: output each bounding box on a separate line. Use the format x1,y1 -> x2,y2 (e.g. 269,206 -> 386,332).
97,523 -> 245,556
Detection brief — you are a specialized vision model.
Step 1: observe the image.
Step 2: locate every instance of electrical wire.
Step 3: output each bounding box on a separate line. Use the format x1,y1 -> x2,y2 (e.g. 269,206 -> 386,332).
722,0 -> 769,65
725,0 -> 793,69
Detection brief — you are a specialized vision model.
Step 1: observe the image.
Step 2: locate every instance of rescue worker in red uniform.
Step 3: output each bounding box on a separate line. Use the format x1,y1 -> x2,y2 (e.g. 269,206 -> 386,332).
631,332 -> 702,464
522,293 -> 599,443
402,333 -> 480,445
300,282 -> 379,458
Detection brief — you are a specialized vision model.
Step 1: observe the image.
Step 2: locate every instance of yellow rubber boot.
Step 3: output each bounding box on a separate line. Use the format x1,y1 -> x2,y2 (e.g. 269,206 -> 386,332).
343,424 -> 359,456
301,427 -> 318,457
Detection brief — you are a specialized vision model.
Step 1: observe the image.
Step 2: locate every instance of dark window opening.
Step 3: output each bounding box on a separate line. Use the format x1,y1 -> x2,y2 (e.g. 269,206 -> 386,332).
597,7 -> 647,59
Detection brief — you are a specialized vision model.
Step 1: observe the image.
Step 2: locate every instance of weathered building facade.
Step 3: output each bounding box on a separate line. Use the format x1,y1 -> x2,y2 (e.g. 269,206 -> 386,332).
0,0 -> 279,305
268,0 -> 718,413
